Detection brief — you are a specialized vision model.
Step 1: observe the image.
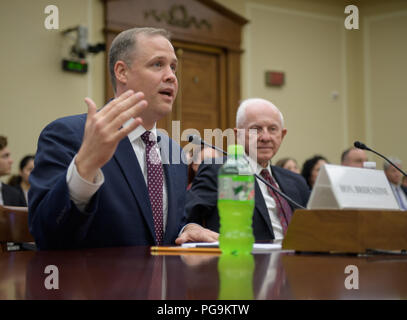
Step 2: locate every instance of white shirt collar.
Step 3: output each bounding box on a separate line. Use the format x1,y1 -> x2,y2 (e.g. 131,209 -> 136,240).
123,119 -> 158,143
246,154 -> 272,176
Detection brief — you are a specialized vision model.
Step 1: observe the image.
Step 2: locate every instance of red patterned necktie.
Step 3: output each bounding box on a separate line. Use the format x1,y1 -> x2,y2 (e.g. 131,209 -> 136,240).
260,169 -> 293,235
141,131 -> 164,245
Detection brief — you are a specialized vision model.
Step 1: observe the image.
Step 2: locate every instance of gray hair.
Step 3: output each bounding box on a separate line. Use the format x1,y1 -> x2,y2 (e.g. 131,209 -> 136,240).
108,27 -> 171,92
383,157 -> 402,171
235,98 -> 284,128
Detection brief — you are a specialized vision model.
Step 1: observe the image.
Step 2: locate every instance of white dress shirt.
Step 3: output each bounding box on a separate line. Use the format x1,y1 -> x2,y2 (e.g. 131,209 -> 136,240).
246,156 -> 284,240
66,120 -> 169,230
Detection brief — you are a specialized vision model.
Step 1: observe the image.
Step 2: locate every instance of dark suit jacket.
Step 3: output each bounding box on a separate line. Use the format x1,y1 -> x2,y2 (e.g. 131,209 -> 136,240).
185,162 -> 310,240
1,183 -> 26,206
28,113 -> 187,250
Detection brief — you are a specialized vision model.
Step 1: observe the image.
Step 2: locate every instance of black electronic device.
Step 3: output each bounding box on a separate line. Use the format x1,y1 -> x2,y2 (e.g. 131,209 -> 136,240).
62,59 -> 88,74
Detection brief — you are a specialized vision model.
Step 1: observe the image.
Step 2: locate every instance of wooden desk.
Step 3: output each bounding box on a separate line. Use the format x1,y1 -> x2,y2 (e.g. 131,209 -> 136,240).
0,247 -> 406,300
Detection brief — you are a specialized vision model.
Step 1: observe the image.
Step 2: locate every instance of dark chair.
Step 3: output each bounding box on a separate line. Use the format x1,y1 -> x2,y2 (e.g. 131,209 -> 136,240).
0,205 -> 36,252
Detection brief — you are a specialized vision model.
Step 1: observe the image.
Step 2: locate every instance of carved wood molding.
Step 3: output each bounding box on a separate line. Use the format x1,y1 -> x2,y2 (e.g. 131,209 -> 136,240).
144,4 -> 212,30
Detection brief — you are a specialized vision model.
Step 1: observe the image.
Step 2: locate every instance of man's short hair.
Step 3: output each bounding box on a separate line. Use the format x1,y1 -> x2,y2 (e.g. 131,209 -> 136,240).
108,27 -> 171,92
383,157 -> 402,171
0,135 -> 7,150
341,147 -> 354,163
235,98 -> 284,128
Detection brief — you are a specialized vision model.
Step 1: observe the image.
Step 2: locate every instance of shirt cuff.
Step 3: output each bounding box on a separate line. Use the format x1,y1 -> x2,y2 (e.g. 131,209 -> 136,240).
67,155 -> 104,211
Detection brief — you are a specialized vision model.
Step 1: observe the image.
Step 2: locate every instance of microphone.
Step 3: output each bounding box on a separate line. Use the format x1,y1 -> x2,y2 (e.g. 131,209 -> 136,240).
188,135 -> 305,209
354,141 -> 368,150
354,141 -> 407,177
188,135 -> 227,156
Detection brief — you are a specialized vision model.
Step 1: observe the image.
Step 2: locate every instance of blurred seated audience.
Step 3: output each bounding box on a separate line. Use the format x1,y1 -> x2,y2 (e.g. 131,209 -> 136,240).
0,135 -> 26,206
383,157 -> 407,210
8,154 -> 35,204
402,175 -> 407,194
301,155 -> 329,190
187,146 -> 221,189
275,157 -> 300,174
341,147 -> 368,168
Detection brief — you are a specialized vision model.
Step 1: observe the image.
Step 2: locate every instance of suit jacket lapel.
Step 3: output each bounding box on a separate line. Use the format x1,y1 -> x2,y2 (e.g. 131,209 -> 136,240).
113,137 -> 156,241
271,166 -> 295,211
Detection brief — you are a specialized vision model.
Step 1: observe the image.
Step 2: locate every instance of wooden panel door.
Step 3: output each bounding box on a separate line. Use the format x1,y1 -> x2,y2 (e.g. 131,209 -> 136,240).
157,43 -> 228,149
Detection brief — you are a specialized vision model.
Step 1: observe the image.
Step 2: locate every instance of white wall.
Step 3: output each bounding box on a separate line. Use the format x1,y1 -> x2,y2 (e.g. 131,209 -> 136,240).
0,0 -> 104,182
364,10 -> 407,169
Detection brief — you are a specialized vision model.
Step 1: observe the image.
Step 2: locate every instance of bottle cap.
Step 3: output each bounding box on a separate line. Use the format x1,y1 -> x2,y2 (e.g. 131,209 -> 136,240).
227,144 -> 244,157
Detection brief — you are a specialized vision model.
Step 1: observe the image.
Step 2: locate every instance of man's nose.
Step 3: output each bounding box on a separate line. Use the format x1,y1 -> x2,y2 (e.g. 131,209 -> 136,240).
164,67 -> 177,83
259,128 -> 272,141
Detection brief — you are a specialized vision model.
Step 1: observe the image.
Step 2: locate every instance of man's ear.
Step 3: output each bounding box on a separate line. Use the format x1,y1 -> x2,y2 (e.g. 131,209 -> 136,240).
281,128 -> 288,141
114,61 -> 128,87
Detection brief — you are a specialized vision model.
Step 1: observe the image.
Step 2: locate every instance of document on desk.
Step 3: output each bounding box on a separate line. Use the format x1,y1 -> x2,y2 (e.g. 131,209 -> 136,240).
181,242 -> 287,253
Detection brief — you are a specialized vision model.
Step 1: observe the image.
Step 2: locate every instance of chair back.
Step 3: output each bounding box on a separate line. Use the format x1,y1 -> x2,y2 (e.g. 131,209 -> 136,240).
0,205 -> 34,243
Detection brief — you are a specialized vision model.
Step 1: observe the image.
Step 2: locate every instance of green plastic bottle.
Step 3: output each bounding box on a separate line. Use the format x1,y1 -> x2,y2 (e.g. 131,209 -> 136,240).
218,144 -> 255,255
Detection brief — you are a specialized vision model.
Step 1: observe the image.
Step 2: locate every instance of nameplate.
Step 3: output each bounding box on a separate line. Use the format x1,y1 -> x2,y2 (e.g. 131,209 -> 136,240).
307,164 -> 400,210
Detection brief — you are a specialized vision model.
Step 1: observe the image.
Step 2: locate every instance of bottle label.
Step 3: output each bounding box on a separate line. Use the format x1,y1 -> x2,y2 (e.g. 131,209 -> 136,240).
219,176 -> 255,201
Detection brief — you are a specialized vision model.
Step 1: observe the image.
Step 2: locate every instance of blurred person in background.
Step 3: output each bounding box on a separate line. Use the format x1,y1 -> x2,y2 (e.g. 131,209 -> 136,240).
0,135 -> 26,206
341,147 -> 368,168
8,154 -> 35,205
275,157 -> 300,174
301,155 -> 329,190
384,157 -> 407,211
401,175 -> 407,194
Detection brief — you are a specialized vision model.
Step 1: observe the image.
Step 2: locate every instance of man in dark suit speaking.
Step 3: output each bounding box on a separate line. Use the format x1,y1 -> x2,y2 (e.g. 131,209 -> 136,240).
185,98 -> 310,241
29,27 -> 217,250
